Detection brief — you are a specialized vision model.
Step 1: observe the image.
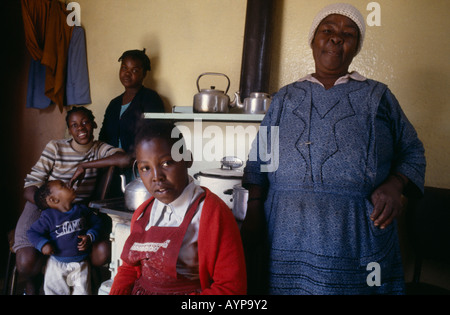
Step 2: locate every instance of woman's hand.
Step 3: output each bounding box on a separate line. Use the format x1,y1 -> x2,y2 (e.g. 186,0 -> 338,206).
370,173 -> 407,229
68,152 -> 133,188
69,165 -> 86,188
240,199 -> 266,247
240,185 -> 267,248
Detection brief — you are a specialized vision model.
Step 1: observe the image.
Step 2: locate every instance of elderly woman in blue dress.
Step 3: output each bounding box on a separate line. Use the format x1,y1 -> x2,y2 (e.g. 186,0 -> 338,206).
241,3 -> 426,295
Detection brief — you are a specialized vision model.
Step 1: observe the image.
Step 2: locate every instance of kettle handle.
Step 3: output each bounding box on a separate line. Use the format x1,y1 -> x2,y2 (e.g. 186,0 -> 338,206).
196,72 -> 230,94
132,160 -> 139,178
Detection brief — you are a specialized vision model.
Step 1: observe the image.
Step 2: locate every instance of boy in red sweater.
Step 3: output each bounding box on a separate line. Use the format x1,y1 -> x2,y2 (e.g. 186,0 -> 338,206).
109,120 -> 246,295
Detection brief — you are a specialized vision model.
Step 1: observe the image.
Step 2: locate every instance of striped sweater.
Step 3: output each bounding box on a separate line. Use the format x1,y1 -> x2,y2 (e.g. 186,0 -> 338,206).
24,139 -> 123,202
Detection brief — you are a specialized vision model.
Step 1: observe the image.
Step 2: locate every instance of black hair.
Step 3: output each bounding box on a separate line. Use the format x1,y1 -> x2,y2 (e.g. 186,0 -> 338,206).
65,106 -> 96,128
134,119 -> 187,156
118,48 -> 151,72
34,182 -> 52,210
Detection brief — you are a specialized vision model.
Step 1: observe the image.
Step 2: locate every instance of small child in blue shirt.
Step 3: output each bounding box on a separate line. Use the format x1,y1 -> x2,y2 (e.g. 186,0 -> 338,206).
27,180 -> 104,295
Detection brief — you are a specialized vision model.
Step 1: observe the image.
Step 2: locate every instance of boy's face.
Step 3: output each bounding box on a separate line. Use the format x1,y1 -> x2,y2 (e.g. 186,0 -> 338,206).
67,111 -> 95,145
119,56 -> 146,90
136,138 -> 192,205
47,180 -> 76,212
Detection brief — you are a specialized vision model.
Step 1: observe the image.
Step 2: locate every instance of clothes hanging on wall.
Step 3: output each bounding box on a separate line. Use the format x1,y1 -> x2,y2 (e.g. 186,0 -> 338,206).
26,26 -> 91,109
21,0 -> 84,108
65,26 -> 91,106
26,59 -> 51,109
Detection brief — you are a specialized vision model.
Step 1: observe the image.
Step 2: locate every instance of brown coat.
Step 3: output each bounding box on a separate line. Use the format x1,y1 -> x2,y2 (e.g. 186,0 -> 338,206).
21,0 -> 73,106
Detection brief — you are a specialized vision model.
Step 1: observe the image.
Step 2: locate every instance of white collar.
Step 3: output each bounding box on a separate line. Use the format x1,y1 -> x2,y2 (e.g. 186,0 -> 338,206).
145,176 -> 202,228
159,176 -> 196,222
297,71 -> 366,87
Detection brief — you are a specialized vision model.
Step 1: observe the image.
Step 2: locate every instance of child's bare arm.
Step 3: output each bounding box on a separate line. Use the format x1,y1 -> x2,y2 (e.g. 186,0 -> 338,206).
77,235 -> 92,251
41,243 -> 55,256
23,186 -> 38,204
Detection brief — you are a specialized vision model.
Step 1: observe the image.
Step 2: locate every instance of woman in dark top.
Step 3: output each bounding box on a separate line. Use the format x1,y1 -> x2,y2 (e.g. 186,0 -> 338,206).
99,49 -> 164,196
99,49 -> 165,154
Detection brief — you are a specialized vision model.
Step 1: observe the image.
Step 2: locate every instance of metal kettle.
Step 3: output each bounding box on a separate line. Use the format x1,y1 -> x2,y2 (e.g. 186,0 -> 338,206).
230,91 -> 271,114
193,72 -> 232,113
120,161 -> 151,211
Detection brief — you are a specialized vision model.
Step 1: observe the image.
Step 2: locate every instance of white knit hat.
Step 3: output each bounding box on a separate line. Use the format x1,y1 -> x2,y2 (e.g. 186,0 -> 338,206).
308,3 -> 366,55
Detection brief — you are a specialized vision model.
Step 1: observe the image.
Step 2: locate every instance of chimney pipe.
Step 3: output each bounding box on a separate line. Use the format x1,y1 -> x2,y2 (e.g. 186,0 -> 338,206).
238,0 -> 274,101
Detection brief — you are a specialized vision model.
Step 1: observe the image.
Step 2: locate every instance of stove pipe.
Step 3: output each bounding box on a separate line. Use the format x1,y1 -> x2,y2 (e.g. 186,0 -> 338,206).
238,0 -> 274,101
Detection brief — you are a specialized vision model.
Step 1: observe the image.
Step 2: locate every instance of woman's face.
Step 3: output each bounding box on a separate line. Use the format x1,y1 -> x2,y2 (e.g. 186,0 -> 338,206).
136,137 -> 192,205
311,14 -> 359,77
119,56 -> 146,90
67,111 -> 95,145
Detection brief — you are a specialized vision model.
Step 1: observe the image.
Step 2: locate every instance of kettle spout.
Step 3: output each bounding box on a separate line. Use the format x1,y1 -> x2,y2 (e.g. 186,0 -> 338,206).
120,174 -> 126,193
230,91 -> 244,109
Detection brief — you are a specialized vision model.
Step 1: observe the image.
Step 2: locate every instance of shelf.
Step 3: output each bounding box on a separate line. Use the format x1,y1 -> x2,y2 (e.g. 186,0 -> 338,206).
143,112 -> 264,122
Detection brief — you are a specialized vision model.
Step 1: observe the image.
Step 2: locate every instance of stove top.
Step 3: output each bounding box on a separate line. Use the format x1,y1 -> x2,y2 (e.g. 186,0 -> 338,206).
89,197 -> 127,211
89,197 -> 135,220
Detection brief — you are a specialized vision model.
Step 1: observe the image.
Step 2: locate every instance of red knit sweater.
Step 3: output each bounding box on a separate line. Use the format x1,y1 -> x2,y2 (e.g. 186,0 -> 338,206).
109,187 -> 247,295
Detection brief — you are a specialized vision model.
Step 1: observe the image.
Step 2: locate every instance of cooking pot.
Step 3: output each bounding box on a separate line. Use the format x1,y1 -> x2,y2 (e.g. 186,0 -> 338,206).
193,157 -> 243,209
193,72 -> 232,113
227,184 -> 248,222
230,91 -> 272,114
120,161 -> 151,211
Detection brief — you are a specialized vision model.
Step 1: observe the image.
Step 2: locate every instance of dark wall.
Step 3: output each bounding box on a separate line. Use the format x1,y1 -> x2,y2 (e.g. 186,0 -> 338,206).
1,2 -> 68,270
1,0 -> 29,269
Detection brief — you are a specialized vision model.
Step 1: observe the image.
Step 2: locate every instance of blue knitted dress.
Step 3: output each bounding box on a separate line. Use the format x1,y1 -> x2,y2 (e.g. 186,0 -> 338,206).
243,79 -> 426,294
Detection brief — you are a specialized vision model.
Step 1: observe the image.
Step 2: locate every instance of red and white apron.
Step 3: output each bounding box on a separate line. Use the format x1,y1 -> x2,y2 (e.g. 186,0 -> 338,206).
121,192 -> 205,295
